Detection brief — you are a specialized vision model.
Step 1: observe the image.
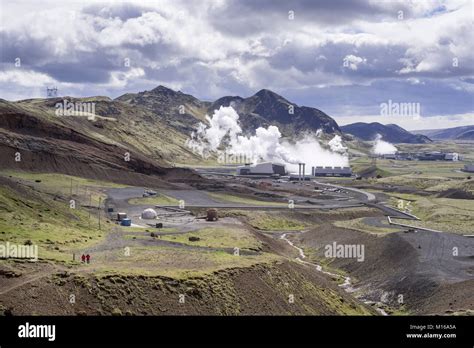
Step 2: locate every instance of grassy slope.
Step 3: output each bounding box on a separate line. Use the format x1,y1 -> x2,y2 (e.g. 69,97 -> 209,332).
82,246 -> 281,278
0,181 -> 109,262
0,260 -> 375,315
232,211 -> 307,231
15,98 -> 200,165
160,227 -> 261,250
207,192 -> 286,206
128,194 -> 178,205
1,171 -> 126,200
334,217 -> 396,234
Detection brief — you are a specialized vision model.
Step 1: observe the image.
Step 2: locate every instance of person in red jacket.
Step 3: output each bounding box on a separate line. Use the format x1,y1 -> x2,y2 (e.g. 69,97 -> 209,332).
86,254 -> 90,264
81,254 -> 85,263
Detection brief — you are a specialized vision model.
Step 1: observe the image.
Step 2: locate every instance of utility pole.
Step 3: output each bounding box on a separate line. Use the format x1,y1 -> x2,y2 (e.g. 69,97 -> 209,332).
88,190 -> 91,229
98,196 -> 101,230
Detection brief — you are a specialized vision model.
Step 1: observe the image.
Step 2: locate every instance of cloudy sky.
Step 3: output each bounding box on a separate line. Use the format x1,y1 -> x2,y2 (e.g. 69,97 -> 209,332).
0,0 -> 473,130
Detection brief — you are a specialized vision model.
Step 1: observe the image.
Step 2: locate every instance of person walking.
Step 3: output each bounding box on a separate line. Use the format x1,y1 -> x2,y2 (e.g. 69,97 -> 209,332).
86,254 -> 90,264
81,254 -> 85,263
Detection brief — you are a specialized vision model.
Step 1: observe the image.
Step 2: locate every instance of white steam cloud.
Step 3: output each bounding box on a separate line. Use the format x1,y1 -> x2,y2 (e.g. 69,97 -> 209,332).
328,135 -> 347,154
186,106 -> 348,173
372,134 -> 397,155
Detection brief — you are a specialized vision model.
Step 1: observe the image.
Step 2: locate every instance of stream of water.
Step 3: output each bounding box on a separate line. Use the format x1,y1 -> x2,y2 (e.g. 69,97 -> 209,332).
280,233 -> 388,316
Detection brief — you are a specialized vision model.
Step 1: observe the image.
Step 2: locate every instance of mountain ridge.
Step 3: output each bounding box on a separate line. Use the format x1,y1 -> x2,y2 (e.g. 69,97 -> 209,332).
0,98 -> 202,186
341,122 -> 432,144
117,86 -> 341,137
414,125 -> 474,141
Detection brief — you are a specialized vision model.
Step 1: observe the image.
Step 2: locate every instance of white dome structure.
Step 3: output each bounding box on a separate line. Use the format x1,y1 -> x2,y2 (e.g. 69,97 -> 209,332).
141,208 -> 157,220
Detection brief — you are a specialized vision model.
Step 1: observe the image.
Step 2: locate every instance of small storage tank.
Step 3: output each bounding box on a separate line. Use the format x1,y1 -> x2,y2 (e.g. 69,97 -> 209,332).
120,218 -> 132,226
141,208 -> 157,219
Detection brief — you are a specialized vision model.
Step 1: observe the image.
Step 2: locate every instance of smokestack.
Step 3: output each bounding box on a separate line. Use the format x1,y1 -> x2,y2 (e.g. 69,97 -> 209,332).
312,166 -> 315,176
302,163 -> 305,182
298,163 -> 305,182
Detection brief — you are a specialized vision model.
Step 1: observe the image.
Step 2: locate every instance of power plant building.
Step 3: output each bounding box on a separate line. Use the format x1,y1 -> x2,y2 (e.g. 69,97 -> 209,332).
312,166 -> 352,177
236,162 -> 286,176
381,151 -> 460,161
418,151 -> 459,161
444,153 -> 459,161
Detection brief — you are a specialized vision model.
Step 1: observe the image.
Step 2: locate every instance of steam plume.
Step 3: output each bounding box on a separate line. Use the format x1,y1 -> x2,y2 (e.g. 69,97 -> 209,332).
186,106 -> 348,173
372,134 -> 397,155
